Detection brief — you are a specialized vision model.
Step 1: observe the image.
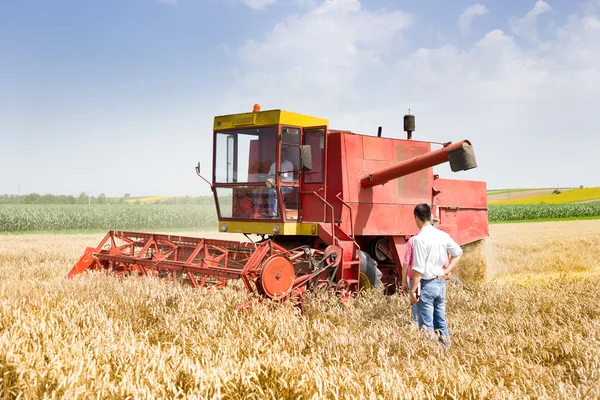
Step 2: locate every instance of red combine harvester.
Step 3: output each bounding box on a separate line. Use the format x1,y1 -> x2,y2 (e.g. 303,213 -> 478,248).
67,106 -> 488,303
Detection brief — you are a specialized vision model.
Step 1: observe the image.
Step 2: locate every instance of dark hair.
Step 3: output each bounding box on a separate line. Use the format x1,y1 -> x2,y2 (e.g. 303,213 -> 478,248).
414,203 -> 431,222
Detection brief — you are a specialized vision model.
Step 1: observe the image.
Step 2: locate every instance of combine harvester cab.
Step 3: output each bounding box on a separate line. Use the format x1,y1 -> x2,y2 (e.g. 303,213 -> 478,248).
68,105 -> 488,303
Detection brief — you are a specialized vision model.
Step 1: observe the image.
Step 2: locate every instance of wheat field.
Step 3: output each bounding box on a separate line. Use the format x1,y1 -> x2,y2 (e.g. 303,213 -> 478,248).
1,221 -> 600,399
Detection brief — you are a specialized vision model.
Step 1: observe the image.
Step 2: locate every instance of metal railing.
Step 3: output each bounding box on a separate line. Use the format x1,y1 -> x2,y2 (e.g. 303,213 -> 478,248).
336,192 -> 354,239
300,191 -> 337,245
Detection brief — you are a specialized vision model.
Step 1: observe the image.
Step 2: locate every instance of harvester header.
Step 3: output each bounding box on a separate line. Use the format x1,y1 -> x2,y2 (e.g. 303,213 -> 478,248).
67,105 -> 488,304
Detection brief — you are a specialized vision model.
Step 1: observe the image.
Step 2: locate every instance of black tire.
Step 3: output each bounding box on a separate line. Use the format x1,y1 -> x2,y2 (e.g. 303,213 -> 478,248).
359,251 -> 383,288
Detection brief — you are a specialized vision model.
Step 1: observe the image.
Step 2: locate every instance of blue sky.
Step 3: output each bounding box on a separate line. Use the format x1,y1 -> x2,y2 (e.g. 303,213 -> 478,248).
1,0 -> 599,196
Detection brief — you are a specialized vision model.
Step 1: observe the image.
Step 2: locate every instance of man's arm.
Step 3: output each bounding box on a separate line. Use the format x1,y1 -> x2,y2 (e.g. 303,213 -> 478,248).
401,263 -> 409,292
410,271 -> 422,305
409,238 -> 427,304
400,240 -> 413,292
444,254 -> 462,275
443,235 -> 463,275
281,161 -> 292,181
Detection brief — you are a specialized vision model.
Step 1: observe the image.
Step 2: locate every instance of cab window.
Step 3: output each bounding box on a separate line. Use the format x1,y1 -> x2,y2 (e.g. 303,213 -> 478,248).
303,128 -> 325,183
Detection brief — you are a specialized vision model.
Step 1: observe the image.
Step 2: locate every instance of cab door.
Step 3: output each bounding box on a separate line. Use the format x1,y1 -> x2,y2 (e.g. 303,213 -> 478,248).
300,126 -> 327,223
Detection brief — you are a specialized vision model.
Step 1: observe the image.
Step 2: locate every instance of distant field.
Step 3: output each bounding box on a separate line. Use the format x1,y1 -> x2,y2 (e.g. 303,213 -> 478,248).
2,201 -> 600,233
123,196 -> 174,204
490,187 -> 600,205
487,188 -> 575,202
487,188 -> 538,196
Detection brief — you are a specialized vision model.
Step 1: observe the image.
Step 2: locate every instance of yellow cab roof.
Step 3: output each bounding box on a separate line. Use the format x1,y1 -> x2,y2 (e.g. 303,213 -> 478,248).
213,108 -> 329,131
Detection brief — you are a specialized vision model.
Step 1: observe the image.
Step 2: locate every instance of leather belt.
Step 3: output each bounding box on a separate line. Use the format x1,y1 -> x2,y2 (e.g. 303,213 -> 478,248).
423,275 -> 445,281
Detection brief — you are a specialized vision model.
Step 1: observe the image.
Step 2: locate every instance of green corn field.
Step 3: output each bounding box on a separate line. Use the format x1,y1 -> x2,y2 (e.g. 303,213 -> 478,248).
0,205 -> 218,233
1,203 -> 599,232
488,202 -> 600,222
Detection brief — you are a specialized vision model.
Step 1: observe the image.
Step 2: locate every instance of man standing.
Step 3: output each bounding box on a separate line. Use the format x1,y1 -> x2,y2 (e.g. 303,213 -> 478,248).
403,237 -> 450,326
409,203 -> 463,349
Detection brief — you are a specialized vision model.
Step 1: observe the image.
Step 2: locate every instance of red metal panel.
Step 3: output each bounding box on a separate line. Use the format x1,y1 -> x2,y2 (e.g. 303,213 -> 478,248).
342,133 -> 368,203
348,158 -> 397,204
435,223 -> 458,242
344,135 -> 431,206
434,178 -> 487,209
337,132 -> 433,236
363,136 -> 393,160
457,209 -> 488,244
438,209 -> 488,245
352,204 -> 421,236
394,143 -> 432,205
327,132 -> 350,229
434,178 -> 488,245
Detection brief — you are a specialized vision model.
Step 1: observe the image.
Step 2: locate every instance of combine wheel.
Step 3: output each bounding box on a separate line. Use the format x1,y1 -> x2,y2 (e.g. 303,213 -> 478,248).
257,254 -> 296,299
359,251 -> 383,288
359,272 -> 371,290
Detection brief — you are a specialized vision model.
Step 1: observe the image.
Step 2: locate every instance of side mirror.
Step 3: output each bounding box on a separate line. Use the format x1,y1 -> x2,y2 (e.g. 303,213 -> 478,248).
301,145 -> 312,171
195,161 -> 213,190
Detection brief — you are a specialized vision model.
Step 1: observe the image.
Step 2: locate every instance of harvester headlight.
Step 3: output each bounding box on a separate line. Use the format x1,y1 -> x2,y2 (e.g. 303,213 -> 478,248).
272,224 -> 280,234
221,222 -> 228,232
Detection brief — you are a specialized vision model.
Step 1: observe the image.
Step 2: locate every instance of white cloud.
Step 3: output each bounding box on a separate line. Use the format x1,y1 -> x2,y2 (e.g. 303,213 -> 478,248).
232,0 -> 411,112
241,0 -> 278,9
510,0 -> 552,42
224,0 -> 600,189
156,0 -> 177,4
458,3 -> 489,37
231,0 -> 314,10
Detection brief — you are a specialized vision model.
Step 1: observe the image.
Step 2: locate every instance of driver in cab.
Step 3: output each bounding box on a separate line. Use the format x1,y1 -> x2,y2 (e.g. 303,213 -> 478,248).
253,147 -> 297,217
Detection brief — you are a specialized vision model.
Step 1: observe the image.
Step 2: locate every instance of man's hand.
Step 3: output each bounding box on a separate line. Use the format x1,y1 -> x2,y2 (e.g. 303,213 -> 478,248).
400,263 -> 409,294
410,291 -> 419,305
411,271 -> 422,305
444,254 -> 462,275
401,283 -> 409,293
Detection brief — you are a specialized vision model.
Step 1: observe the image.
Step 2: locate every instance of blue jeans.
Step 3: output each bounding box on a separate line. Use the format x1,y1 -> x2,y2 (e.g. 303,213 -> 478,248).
408,280 -> 419,325
252,188 -> 267,215
417,278 -> 450,348
253,187 -> 293,217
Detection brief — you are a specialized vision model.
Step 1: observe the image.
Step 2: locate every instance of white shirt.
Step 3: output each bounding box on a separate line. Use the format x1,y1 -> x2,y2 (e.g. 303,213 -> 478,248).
412,224 -> 463,280
269,159 -> 296,183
